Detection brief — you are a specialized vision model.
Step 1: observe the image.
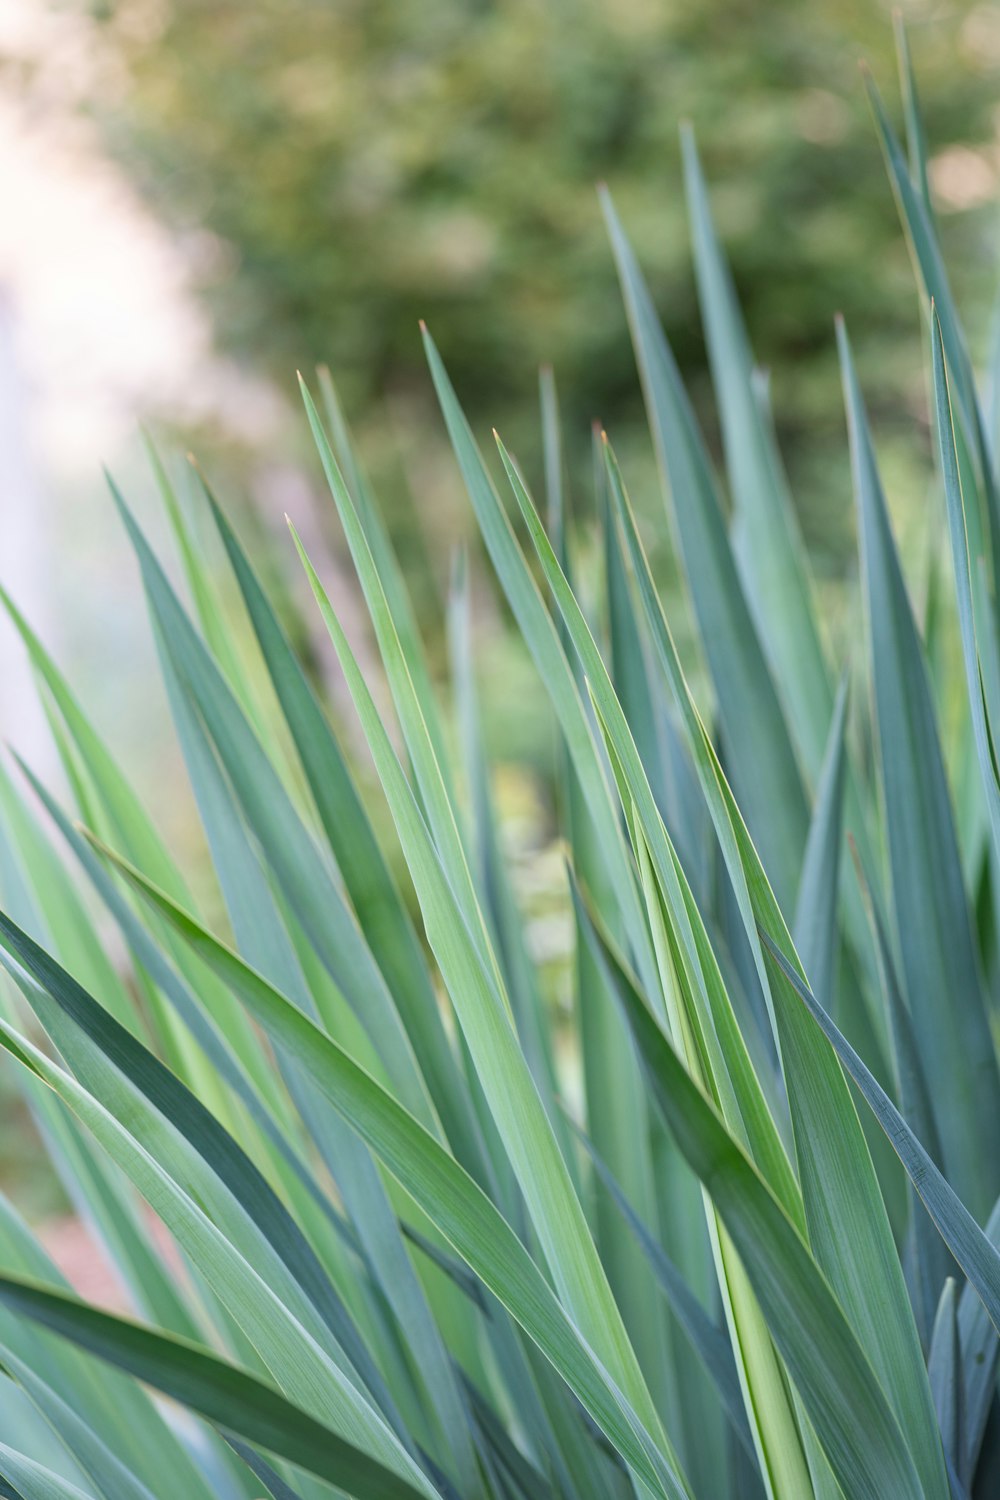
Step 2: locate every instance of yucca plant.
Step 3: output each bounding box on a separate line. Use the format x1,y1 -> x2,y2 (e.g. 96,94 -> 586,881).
0,30 -> 998,1500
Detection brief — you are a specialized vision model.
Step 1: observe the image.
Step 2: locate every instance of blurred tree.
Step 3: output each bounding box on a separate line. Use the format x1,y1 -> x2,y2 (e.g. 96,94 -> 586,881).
92,0 -> 1000,571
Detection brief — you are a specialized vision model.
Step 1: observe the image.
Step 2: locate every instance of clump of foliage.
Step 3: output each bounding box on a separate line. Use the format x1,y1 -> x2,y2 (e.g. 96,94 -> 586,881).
0,31 -> 1000,1500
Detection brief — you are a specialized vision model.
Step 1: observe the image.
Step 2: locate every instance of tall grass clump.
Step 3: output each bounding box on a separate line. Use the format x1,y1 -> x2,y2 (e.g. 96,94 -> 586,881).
0,31 -> 998,1500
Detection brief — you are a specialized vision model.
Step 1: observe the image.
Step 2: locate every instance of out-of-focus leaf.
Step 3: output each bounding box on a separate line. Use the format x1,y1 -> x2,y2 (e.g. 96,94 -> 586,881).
602,186 -> 808,914
840,318 -> 1000,1222
792,681 -> 847,1011
956,1196 -> 1000,1486
927,1280 -> 961,1480
681,127 -> 831,788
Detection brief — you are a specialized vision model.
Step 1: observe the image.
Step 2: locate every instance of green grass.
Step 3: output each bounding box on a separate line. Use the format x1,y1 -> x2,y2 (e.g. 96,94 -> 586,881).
0,26 -> 997,1500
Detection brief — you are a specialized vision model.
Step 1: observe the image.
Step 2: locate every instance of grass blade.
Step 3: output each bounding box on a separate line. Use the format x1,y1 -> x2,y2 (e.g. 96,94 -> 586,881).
840,317 -> 1000,1221
601,187 -> 808,913
96,839 -> 691,1500
578,903 -> 924,1500
759,932 -> 1000,1345
792,681 -> 847,1011
680,127 -> 832,789
604,437 -> 949,1500
0,1279 -> 430,1500
203,489 -> 486,1184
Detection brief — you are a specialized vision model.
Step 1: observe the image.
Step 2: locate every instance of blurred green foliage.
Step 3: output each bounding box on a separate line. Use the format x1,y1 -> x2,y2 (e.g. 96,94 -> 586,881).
96,0 -> 999,568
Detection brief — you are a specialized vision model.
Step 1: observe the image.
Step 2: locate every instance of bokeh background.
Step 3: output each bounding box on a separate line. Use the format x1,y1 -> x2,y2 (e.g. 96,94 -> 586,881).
0,0 -> 998,1238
